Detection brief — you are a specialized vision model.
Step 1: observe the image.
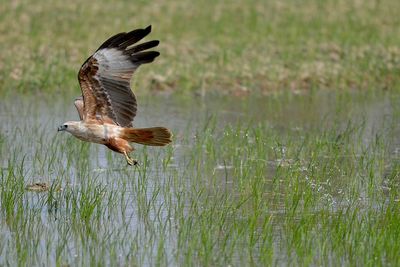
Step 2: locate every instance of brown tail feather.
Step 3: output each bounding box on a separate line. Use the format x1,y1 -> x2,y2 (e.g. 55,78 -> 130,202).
121,127 -> 172,146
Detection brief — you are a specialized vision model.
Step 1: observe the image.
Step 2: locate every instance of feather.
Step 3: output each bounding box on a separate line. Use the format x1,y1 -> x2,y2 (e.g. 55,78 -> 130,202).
77,25 -> 159,127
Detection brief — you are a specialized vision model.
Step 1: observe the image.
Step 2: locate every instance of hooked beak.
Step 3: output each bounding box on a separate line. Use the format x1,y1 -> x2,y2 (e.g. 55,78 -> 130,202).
58,125 -> 66,132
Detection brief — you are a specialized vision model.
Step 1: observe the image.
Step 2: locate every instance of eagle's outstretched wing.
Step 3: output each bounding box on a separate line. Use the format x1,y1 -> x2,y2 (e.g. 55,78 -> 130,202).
77,25 -> 159,127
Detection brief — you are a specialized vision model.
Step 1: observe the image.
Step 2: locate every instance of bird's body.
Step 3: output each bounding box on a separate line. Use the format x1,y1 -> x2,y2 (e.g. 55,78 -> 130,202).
62,121 -> 121,144
58,26 -> 172,165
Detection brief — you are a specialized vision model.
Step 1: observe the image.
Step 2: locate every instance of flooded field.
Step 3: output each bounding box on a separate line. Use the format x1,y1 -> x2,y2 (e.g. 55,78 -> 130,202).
1,91 -> 400,266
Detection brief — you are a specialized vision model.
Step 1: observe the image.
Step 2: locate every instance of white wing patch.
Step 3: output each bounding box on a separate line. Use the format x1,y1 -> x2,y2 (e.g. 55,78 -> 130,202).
95,49 -> 138,79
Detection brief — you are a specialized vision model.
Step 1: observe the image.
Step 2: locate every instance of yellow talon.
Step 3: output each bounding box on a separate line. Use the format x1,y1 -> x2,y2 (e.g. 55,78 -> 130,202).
124,151 -> 138,166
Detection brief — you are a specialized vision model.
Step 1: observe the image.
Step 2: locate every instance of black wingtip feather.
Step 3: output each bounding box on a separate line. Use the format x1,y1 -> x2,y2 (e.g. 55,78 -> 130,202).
94,26 -> 160,65
116,26 -> 152,49
130,51 -> 160,64
96,32 -> 126,51
126,40 -> 159,54
96,25 -> 154,51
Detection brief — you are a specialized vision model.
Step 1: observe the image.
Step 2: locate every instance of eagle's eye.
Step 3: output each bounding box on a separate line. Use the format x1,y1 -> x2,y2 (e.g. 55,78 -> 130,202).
64,125 -> 68,129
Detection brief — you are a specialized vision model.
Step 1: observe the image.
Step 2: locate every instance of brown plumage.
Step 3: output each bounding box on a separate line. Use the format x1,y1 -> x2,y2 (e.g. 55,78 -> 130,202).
58,26 -> 172,165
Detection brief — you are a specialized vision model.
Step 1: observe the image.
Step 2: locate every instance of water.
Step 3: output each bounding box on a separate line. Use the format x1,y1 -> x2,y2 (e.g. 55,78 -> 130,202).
0,90 -> 399,266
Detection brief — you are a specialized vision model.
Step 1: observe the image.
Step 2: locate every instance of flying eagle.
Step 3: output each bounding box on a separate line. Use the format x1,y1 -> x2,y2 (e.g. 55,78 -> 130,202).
58,26 -> 172,165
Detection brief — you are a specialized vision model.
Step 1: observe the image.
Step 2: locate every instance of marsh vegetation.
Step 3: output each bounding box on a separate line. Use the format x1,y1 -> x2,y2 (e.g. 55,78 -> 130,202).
1,92 -> 400,266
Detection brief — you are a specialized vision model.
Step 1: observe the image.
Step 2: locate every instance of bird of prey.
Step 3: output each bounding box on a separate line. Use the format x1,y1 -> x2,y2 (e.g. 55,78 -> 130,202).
58,26 -> 172,165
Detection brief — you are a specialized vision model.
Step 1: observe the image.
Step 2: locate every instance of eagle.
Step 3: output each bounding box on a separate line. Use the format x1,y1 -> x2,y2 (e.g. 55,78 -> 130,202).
58,26 -> 172,165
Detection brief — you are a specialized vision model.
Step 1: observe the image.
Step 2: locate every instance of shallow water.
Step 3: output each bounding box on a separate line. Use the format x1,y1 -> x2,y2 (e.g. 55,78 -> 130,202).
0,90 -> 399,266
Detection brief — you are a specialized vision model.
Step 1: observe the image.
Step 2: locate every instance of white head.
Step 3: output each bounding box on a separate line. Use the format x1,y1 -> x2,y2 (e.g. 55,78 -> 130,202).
57,121 -> 81,135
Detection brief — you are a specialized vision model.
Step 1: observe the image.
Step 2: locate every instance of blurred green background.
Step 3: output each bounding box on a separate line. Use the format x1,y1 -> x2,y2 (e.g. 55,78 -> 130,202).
0,0 -> 399,97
